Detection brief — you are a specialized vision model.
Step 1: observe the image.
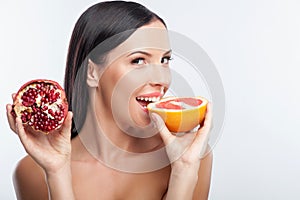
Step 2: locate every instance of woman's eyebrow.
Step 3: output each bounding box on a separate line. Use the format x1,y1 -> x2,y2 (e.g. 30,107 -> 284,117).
127,50 -> 152,57
163,49 -> 172,55
127,49 -> 172,57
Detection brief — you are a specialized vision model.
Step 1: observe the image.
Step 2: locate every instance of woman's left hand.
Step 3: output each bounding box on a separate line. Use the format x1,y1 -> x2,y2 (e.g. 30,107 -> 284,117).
151,102 -> 213,170
151,103 -> 212,200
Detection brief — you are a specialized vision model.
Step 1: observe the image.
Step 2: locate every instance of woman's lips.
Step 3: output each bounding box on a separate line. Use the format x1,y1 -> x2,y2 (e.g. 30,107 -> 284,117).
135,87 -> 165,112
136,92 -> 162,112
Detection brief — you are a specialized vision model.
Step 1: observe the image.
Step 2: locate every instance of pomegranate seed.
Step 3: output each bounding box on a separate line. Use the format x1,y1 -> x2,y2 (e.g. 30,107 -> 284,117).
42,105 -> 48,111
32,106 -> 37,112
12,80 -> 68,133
21,115 -> 27,123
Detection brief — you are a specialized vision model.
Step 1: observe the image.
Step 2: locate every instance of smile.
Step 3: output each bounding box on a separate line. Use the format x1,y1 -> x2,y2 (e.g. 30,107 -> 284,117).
136,89 -> 165,111
136,94 -> 161,110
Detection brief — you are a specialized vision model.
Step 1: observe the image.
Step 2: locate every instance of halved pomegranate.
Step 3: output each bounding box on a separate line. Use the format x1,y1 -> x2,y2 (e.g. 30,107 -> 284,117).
12,79 -> 68,134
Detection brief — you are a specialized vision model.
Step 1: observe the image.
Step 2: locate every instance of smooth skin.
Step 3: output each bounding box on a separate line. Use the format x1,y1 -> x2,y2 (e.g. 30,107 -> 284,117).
7,20 -> 213,200
7,103 -> 212,200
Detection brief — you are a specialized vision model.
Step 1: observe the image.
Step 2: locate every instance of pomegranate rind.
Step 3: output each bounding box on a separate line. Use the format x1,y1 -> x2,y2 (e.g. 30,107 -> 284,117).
12,79 -> 68,134
147,96 -> 208,133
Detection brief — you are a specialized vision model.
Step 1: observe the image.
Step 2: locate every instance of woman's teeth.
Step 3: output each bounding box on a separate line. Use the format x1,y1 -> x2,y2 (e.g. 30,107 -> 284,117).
136,96 -> 160,102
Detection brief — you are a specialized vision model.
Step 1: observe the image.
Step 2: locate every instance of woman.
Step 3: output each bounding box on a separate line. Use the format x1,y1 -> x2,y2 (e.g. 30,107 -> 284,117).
6,1 -> 213,199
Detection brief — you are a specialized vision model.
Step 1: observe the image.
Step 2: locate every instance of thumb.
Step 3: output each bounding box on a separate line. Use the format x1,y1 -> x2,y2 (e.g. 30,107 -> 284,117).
150,112 -> 174,145
59,111 -> 73,139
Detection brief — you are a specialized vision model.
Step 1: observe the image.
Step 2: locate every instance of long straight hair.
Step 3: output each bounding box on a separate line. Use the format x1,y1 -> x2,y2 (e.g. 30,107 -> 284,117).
64,1 -> 166,139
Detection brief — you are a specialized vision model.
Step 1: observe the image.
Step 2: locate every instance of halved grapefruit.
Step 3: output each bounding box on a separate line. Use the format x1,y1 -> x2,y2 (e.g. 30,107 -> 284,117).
147,96 -> 208,133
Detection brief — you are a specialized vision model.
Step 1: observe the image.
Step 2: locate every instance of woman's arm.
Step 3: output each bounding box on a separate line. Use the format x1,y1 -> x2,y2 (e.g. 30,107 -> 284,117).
153,103 -> 213,200
7,102 -> 75,200
192,151 -> 213,199
162,151 -> 213,200
13,156 -> 49,200
163,163 -> 200,200
45,162 -> 75,200
13,156 -> 76,200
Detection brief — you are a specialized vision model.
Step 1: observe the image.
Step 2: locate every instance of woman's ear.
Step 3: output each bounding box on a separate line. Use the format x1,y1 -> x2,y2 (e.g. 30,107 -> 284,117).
87,59 -> 101,87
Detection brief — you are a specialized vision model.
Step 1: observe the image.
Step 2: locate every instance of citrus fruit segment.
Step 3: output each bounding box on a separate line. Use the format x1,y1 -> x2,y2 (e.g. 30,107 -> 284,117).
147,96 -> 208,133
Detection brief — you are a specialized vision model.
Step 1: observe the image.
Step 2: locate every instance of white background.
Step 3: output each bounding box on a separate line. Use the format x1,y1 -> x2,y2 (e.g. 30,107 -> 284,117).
1,0 -> 300,199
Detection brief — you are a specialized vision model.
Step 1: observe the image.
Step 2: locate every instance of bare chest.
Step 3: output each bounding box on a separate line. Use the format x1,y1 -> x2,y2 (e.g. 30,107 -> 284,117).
71,162 -> 170,200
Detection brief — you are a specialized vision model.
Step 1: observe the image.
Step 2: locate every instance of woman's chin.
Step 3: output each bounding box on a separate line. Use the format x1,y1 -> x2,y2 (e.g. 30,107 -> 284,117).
132,115 -> 151,128
128,103 -> 151,127
130,111 -> 152,128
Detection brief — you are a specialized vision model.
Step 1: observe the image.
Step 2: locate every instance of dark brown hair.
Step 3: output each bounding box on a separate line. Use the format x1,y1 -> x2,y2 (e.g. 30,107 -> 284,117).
64,1 -> 166,138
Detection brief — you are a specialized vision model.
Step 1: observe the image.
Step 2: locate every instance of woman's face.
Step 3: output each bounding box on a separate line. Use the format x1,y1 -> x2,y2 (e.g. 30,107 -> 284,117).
95,20 -> 171,131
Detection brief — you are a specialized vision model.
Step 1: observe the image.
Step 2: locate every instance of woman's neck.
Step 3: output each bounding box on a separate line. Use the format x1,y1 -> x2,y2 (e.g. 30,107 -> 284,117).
71,103 -> 171,173
73,103 -> 163,156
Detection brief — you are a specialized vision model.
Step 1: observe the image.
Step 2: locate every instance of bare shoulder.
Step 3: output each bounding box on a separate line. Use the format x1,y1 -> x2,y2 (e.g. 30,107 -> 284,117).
13,155 -> 49,200
193,150 -> 213,200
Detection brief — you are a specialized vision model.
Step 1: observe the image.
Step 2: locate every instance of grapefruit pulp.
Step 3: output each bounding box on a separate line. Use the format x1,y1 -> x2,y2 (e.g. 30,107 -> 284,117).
147,96 -> 208,133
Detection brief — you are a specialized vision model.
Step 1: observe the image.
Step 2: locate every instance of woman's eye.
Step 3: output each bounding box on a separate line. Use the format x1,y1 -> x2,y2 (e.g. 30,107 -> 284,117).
161,56 -> 172,65
131,58 -> 146,65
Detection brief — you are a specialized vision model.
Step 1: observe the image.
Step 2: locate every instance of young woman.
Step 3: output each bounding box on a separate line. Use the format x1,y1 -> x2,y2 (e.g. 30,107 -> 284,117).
6,1 -> 213,199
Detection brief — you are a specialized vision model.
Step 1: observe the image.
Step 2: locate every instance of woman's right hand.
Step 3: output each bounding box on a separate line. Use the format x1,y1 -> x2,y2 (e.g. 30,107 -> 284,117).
6,94 -> 73,175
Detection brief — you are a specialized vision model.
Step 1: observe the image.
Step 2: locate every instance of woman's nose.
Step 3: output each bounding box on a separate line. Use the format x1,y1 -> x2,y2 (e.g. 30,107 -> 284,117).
147,63 -> 171,88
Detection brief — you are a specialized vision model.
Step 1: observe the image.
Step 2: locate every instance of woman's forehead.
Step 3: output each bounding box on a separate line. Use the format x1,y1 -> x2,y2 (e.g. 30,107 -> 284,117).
107,27 -> 171,61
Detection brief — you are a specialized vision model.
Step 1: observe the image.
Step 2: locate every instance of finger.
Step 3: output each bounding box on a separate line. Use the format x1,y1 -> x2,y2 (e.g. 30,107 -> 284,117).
198,102 -> 213,134
188,103 -> 213,157
150,113 -> 174,145
11,93 -> 16,100
59,111 -> 73,139
6,104 -> 17,133
15,117 -> 40,156
15,117 -> 31,150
